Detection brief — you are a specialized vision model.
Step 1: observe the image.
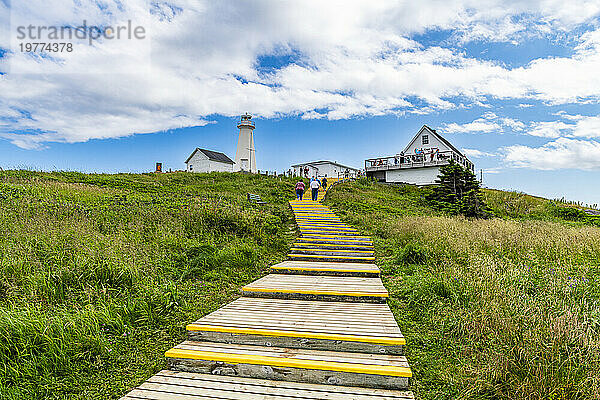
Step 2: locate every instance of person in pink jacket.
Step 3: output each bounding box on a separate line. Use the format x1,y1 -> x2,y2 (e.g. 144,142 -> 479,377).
295,180 -> 306,200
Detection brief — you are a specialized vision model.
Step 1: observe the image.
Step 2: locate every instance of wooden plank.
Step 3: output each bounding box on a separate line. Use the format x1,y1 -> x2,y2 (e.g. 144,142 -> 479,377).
295,238 -> 373,245
242,275 -> 387,294
218,297 -> 391,313
271,260 -> 379,273
301,233 -> 371,239
241,275 -> 388,302
287,255 -> 376,263
120,370 -> 414,400
293,241 -> 374,250
290,248 -> 374,254
187,297 -> 403,343
166,342 -> 411,389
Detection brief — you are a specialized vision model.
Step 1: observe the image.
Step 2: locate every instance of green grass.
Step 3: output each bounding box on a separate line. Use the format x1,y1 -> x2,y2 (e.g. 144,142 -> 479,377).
2,172 -> 599,399
483,188 -> 600,226
0,171 -> 298,399
325,179 -> 600,400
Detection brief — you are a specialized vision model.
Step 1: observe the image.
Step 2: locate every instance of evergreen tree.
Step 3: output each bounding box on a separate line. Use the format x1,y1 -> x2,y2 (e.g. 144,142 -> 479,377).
427,160 -> 491,218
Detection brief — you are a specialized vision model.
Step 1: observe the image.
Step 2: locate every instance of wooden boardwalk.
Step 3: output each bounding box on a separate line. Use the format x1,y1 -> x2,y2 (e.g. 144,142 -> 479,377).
121,182 -> 413,399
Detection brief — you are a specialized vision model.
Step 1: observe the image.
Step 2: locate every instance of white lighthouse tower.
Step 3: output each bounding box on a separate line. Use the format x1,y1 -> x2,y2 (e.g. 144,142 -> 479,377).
234,113 -> 257,173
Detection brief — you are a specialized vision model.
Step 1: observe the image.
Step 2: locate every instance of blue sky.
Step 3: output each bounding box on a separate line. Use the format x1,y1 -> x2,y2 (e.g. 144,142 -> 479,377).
1,1 -> 600,205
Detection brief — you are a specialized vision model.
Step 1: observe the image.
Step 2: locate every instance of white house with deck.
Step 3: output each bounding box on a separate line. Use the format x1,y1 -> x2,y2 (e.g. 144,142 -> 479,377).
185,148 -> 235,173
365,125 -> 474,185
291,161 -> 360,179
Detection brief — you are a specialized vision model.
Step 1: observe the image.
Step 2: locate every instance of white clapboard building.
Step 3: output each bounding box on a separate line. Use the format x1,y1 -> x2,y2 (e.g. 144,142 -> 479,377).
365,125 -> 474,185
291,161 -> 360,179
185,148 -> 235,173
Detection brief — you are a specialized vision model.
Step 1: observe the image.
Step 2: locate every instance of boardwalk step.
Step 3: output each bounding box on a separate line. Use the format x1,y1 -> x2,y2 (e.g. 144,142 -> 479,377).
287,254 -> 375,263
186,297 -> 403,354
295,237 -> 373,245
291,243 -> 374,251
271,260 -> 379,277
121,370 -> 415,400
302,232 -> 368,238
290,248 -> 374,256
297,224 -> 355,229
299,228 -> 360,234
296,219 -> 343,223
241,274 -> 388,303
166,341 -> 411,390
296,223 -> 350,228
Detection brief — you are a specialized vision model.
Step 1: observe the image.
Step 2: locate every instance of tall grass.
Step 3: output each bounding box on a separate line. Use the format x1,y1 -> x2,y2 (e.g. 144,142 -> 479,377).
326,181 -> 600,400
0,171 -> 297,399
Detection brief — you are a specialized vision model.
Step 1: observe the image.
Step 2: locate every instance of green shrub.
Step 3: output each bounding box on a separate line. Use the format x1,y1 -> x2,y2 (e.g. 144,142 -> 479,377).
395,242 -> 427,265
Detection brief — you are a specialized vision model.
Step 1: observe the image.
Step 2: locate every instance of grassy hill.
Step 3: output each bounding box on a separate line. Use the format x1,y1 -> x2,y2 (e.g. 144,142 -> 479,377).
0,172 -> 598,399
0,171 -> 298,399
325,180 -> 600,400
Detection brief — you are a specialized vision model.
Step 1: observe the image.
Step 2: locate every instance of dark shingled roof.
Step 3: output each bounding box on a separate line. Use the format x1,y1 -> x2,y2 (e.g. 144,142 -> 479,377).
185,148 -> 234,164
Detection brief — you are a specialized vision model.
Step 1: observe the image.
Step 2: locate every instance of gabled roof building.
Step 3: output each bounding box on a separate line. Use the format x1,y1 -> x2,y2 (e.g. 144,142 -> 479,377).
185,148 -> 235,173
291,160 -> 360,179
365,125 -> 474,185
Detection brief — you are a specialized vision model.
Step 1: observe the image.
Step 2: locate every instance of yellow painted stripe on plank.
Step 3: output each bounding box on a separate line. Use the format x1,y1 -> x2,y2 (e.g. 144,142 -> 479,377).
293,213 -> 337,216
292,209 -> 334,211
295,217 -> 340,219
295,220 -> 342,222
296,242 -> 373,246
294,215 -> 339,217
301,233 -> 365,237
302,233 -> 370,238
291,248 -> 374,254
297,225 -> 354,229
296,220 -> 346,223
292,243 -> 374,249
164,349 -> 410,377
299,230 -> 358,233
297,227 -> 351,230
300,228 -> 359,231
300,238 -> 372,242
271,265 -> 379,274
295,215 -> 340,221
288,254 -> 375,260
296,220 -> 342,222
298,226 -> 351,228
291,208 -> 333,210
242,286 -> 387,297
296,220 -> 342,223
185,324 -> 404,345
297,237 -> 373,243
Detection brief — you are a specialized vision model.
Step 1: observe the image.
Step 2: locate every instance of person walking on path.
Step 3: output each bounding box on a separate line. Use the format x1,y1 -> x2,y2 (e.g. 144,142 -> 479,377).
295,180 -> 306,200
321,176 -> 328,191
310,177 -> 321,201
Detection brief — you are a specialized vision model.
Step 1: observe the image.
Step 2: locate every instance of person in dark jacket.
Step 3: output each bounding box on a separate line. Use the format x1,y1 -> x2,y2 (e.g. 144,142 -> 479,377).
321,176 -> 328,191
295,180 -> 305,200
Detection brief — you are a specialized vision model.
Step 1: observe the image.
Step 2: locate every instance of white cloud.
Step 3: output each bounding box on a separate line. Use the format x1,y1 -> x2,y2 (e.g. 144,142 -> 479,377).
443,112 -> 525,134
527,121 -> 572,138
461,148 -> 497,158
483,167 -> 502,174
445,119 -> 502,134
500,117 -> 525,131
504,138 -> 600,170
1,1 -> 600,147
522,114 -> 600,139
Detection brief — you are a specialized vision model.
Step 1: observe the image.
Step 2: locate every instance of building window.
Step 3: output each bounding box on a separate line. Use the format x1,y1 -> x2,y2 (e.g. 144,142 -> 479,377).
422,135 -> 429,145
189,165 -> 193,171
